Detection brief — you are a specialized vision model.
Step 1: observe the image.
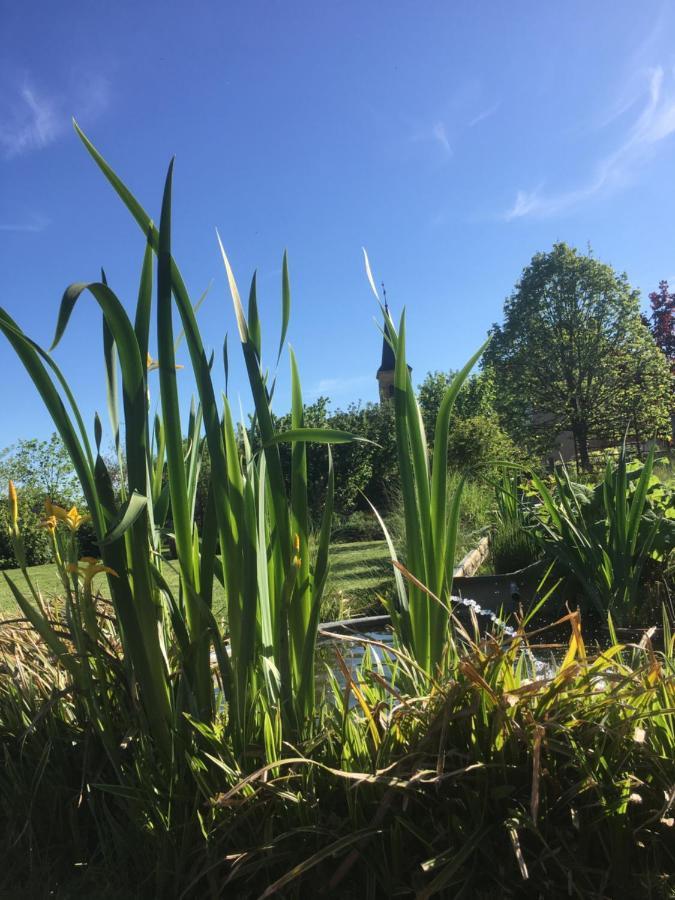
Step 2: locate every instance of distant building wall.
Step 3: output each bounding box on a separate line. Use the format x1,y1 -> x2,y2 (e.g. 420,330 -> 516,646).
376,369 -> 395,404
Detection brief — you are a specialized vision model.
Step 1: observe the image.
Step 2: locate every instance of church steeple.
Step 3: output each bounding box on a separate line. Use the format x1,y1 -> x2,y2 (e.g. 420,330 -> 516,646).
376,284 -> 398,403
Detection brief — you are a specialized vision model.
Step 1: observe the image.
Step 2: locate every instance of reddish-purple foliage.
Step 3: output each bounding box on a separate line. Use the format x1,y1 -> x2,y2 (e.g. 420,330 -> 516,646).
648,280 -> 675,370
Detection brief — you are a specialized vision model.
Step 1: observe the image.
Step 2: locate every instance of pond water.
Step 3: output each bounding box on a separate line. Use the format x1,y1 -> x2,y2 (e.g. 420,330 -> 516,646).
317,583 -> 667,687
317,591 -> 560,685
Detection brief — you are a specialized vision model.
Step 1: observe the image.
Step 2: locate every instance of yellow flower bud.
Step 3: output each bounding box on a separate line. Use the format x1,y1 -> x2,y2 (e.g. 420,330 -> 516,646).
8,481 -> 18,533
293,533 -> 300,552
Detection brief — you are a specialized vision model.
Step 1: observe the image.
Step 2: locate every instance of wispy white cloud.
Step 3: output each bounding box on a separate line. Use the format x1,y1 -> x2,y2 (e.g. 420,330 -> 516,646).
0,212 -> 50,233
505,66 -> 675,220
505,188 -> 545,220
430,209 -> 449,228
308,374 -> 372,399
0,77 -> 110,159
410,119 -> 452,158
593,8 -> 668,132
430,120 -> 451,155
468,102 -> 499,128
0,86 -> 61,158
406,84 -> 499,162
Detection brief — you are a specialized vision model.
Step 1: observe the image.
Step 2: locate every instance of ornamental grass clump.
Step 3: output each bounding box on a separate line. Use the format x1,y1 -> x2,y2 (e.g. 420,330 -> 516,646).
1,597 -> 672,897
528,446 -> 674,624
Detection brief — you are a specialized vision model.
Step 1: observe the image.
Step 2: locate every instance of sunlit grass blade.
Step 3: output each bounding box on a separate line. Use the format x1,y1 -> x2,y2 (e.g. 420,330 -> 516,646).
134,234 -> 154,375
156,159 -> 211,717
248,272 -> 262,361
263,427 -> 366,447
289,345 -> 310,679
277,251 -> 290,364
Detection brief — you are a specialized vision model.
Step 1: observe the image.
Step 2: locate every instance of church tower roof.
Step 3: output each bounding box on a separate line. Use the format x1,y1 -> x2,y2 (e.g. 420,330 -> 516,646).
376,285 -> 410,404
377,301 -> 396,374
377,285 -> 395,374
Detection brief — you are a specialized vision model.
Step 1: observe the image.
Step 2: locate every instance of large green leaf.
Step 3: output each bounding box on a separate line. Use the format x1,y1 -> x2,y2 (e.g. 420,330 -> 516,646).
264,427 -> 368,447
100,491 -> 148,545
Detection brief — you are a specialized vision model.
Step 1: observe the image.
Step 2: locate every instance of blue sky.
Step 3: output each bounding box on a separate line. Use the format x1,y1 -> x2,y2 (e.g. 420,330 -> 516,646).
1,1 -> 675,450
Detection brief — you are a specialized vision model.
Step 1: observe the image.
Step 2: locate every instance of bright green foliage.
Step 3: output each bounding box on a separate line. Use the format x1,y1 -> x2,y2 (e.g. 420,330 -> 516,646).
323,401 -> 398,513
528,447 -> 674,623
491,520 -> 540,574
494,471 -> 525,529
600,322 -> 675,454
217,237 -> 358,733
418,369 -> 521,477
0,490 -> 52,568
490,471 -> 541,573
445,414 -> 520,475
418,367 -> 497,434
0,434 -> 84,568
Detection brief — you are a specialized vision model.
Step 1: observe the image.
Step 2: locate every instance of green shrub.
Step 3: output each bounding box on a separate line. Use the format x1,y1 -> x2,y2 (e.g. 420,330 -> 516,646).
75,519 -> 100,559
332,510 -> 383,542
491,521 -> 541,574
270,399 -> 400,522
2,610 -> 673,897
446,414 -> 521,477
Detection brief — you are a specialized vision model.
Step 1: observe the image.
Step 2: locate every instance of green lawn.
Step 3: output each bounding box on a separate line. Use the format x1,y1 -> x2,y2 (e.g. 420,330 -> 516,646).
0,562 -> 203,621
321,540 -> 393,620
0,540 -> 393,623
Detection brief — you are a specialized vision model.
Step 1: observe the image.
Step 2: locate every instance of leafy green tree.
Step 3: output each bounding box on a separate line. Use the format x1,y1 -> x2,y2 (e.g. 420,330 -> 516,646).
417,369 -> 496,440
267,398 -> 398,523
0,432 -> 81,505
485,243 -> 672,469
417,369 -> 516,476
271,397 -> 330,523
331,401 -> 398,513
0,433 -> 94,567
600,324 -> 673,456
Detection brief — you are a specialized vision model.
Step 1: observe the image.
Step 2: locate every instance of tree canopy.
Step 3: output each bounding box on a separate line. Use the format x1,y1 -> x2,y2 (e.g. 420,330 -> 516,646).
485,242 -> 673,468
0,433 -> 81,504
417,369 -> 497,438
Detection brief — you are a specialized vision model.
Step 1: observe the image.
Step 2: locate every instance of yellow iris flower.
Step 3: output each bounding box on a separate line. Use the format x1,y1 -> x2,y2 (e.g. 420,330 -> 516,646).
41,514 -> 58,533
45,499 -> 90,532
147,352 -> 184,372
67,556 -> 117,591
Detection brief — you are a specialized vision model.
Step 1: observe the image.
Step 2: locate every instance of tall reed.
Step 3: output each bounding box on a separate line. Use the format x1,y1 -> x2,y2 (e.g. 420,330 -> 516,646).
0,125 -> 361,764
362,254 -> 487,675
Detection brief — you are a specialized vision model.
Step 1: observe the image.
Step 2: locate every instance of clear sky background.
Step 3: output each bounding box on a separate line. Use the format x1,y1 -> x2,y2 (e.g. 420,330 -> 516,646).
1,1 -> 675,450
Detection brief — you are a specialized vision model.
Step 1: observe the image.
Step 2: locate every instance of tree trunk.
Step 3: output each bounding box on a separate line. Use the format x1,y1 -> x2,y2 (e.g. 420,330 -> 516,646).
572,420 -> 591,470
632,411 -> 644,461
